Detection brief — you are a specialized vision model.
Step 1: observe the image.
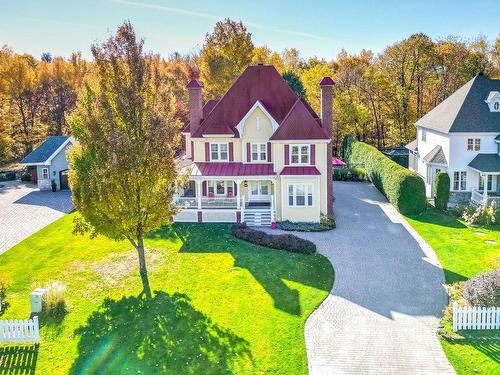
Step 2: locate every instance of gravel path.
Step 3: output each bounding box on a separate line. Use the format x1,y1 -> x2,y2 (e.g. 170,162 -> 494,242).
265,182 -> 455,374
0,181 -> 73,255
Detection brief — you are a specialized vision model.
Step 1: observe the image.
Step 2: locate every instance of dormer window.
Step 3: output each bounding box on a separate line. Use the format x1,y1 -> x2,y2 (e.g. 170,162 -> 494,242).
485,91 -> 500,112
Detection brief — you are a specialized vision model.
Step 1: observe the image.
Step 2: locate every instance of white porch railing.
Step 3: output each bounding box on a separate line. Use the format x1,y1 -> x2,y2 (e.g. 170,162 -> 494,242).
471,189 -> 500,206
174,196 -> 238,209
453,303 -> 500,331
0,316 -> 40,344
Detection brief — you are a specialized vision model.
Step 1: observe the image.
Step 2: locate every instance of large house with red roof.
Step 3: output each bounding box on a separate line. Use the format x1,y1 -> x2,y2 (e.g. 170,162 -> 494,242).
174,64 -> 333,226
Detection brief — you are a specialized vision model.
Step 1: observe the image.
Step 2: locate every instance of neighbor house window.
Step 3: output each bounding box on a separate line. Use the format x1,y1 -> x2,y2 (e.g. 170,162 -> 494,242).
467,138 -> 480,151
41,168 -> 49,179
453,171 -> 467,191
495,102 -> 500,111
251,143 -> 267,162
479,175 -> 493,191
421,130 -> 427,142
210,143 -> 228,161
288,184 -> 313,207
290,145 -> 310,164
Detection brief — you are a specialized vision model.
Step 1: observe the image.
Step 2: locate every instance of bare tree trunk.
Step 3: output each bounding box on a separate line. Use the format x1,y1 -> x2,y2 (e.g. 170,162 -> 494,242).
135,234 -> 152,299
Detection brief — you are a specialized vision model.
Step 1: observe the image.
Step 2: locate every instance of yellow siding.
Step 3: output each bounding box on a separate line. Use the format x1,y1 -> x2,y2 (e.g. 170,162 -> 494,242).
279,176 -> 321,222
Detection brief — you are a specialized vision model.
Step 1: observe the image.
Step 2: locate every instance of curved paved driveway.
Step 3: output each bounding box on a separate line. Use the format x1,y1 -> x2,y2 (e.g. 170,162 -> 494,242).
274,182 -> 454,374
0,181 -> 73,255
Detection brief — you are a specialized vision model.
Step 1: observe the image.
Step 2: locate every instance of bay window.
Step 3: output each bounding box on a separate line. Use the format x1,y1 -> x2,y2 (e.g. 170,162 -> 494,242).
210,143 -> 228,161
290,145 -> 310,164
288,184 -> 313,207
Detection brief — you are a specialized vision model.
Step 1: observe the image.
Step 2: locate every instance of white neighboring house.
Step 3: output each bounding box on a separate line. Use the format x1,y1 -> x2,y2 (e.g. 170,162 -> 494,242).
20,136 -> 74,191
406,73 -> 500,206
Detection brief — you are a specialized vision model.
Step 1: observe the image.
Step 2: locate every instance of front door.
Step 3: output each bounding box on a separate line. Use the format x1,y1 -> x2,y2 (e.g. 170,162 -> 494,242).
59,170 -> 69,190
248,180 -> 270,200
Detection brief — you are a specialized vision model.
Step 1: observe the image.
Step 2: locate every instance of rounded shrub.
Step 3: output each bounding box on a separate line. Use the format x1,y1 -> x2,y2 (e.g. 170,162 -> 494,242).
346,137 -> 426,215
462,269 -> 500,307
434,172 -> 450,211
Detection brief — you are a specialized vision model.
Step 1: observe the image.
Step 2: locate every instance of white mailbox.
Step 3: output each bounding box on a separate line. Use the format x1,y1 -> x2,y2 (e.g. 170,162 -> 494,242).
30,288 -> 48,313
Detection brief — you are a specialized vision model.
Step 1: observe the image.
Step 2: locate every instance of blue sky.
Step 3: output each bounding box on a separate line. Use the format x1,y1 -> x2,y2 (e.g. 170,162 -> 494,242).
1,0 -> 499,60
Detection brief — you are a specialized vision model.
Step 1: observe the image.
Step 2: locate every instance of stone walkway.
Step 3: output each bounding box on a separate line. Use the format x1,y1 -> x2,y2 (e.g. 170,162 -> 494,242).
267,182 -> 455,374
0,181 -> 74,255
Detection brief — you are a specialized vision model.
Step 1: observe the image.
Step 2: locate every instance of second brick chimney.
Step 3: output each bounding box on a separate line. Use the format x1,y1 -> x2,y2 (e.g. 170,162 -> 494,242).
319,76 -> 335,218
186,79 -> 203,137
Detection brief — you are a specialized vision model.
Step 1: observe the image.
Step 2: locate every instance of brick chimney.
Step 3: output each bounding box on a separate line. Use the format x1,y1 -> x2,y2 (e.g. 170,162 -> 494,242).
319,76 -> 334,218
186,79 -> 203,137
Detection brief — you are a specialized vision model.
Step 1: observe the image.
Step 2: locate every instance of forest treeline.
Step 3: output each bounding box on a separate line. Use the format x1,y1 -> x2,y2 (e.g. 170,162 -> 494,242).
1,19 -> 499,163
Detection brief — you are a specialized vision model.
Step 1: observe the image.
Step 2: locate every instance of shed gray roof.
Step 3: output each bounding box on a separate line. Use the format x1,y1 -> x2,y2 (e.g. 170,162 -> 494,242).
416,74 -> 500,133
20,136 -> 70,164
468,154 -> 500,173
423,145 -> 447,165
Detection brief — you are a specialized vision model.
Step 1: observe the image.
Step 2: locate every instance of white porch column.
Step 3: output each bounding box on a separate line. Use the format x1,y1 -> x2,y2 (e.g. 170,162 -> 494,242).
236,179 -> 242,209
484,174 -> 489,202
196,180 -> 202,209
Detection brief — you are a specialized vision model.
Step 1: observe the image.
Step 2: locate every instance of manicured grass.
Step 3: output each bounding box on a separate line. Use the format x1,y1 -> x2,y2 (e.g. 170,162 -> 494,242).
405,206 -> 499,375
0,214 -> 334,374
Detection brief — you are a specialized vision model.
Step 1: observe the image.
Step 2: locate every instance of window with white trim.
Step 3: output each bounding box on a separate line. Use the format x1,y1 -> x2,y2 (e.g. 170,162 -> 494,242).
479,175 -> 493,191
207,180 -> 233,196
251,143 -> 267,162
453,171 -> 467,191
467,138 -> 480,151
288,184 -> 313,207
210,142 -> 228,161
290,145 -> 310,164
41,167 -> 49,179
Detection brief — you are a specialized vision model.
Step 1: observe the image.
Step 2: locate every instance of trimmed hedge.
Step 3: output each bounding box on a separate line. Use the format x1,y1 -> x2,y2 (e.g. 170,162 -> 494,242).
231,223 -> 316,254
344,136 -> 426,215
434,172 -> 450,211
277,220 -> 331,232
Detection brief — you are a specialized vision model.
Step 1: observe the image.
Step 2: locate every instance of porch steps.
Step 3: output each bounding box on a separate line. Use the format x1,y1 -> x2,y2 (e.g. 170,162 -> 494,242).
243,209 -> 274,227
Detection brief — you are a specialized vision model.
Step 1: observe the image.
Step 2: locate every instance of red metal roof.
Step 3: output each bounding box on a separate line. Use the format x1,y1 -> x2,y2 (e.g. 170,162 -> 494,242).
280,166 -> 321,176
192,65 -> 316,137
270,99 -> 329,140
195,162 -> 275,176
183,99 -> 220,133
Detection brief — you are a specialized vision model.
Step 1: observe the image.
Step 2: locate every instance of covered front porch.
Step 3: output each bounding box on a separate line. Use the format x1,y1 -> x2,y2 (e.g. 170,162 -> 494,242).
174,162 -> 277,225
468,153 -> 500,206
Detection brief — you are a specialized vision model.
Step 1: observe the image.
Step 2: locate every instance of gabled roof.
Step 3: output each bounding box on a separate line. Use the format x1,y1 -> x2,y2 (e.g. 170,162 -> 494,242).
416,74 -> 500,133
468,154 -> 500,173
405,139 -> 418,152
20,136 -> 71,164
423,145 -> 447,165
270,99 -> 329,140
192,65 -> 326,139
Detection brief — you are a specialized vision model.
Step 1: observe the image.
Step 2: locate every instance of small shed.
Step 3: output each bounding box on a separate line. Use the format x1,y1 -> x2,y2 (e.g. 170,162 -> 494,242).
20,136 -> 74,191
383,147 -> 409,168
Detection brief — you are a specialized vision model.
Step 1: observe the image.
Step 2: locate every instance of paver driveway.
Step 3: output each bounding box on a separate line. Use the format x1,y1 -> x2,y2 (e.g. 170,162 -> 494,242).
0,181 -> 74,255
268,182 -> 455,374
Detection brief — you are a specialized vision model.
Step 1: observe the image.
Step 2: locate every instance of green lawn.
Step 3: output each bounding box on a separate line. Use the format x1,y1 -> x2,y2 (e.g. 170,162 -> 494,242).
0,214 -> 334,374
405,206 -> 500,375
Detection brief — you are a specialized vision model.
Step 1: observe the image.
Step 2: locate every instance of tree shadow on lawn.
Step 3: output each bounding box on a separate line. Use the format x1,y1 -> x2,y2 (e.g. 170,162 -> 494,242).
0,344 -> 39,375
151,224 -> 333,317
70,291 -> 253,375
406,206 -> 467,229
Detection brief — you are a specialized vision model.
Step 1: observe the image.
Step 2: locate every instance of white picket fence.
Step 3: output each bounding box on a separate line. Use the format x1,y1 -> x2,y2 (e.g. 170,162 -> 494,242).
453,303 -> 500,331
0,316 -> 39,344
